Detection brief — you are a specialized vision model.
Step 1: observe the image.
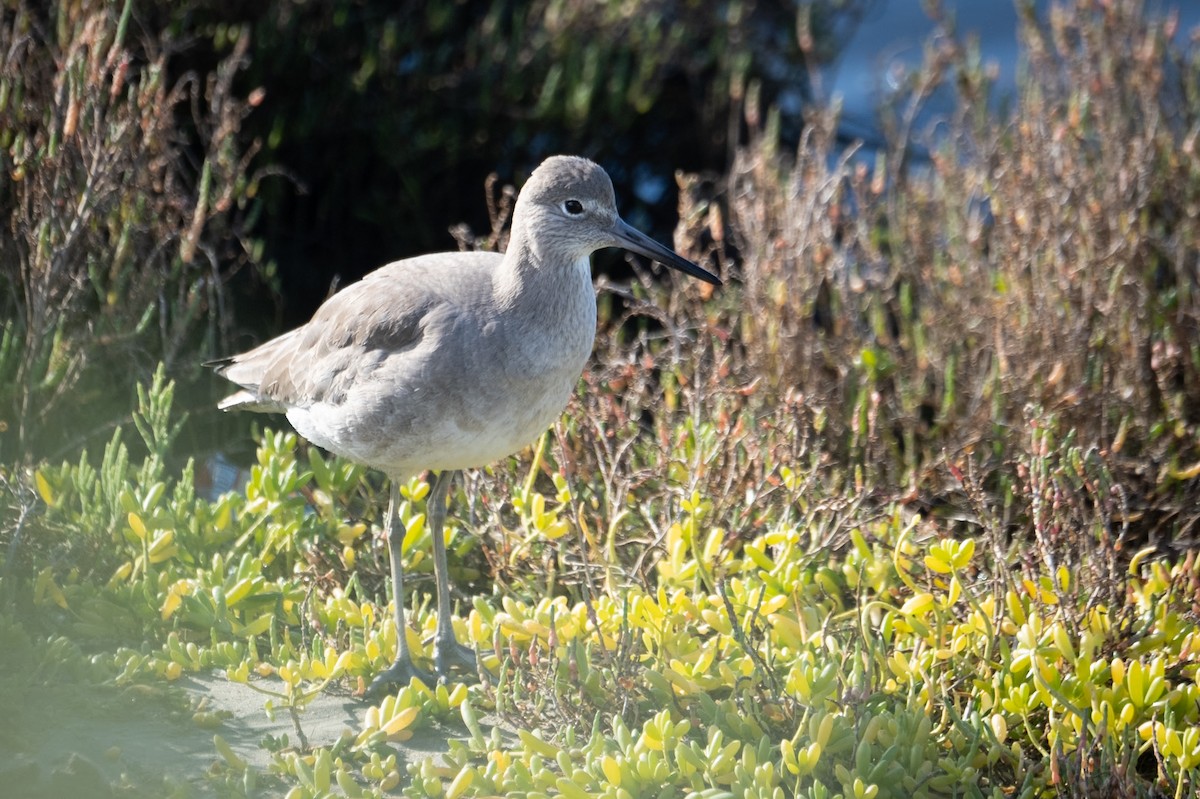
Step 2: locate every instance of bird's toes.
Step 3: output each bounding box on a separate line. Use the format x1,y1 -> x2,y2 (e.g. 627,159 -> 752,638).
433,637 -> 480,680
364,657 -> 435,701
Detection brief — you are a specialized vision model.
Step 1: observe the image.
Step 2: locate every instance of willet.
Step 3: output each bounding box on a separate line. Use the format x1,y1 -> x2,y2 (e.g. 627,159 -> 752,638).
212,155 -> 720,695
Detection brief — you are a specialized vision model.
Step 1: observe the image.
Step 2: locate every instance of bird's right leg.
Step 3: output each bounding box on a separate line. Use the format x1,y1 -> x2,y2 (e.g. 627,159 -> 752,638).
426,470 -> 479,678
365,481 -> 433,698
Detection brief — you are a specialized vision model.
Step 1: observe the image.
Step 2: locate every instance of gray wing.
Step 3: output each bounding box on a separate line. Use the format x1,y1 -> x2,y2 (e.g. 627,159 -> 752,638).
213,251 -> 501,412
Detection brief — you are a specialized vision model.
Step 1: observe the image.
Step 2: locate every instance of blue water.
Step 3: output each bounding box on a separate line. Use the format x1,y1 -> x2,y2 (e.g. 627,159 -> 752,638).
823,1 -> 1200,149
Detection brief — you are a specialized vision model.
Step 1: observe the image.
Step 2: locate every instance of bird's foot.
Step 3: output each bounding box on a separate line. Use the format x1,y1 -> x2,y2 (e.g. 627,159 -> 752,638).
433,634 -> 479,680
364,656 -> 434,701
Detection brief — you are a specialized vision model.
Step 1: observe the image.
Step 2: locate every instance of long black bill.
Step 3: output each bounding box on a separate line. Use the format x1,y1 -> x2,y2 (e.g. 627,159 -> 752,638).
613,218 -> 722,286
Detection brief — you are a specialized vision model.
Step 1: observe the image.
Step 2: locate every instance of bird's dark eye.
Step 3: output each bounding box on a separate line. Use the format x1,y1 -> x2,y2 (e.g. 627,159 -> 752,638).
563,199 -> 584,215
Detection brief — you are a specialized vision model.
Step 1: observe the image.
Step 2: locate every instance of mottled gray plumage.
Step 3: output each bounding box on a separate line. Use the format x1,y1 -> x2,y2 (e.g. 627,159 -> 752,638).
213,155 -> 720,694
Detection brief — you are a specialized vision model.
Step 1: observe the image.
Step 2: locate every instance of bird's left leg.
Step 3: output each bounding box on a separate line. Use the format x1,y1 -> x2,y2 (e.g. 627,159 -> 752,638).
365,481 -> 434,699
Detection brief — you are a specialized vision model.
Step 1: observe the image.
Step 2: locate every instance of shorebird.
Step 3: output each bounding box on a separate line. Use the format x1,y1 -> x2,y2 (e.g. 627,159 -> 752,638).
212,155 -> 720,696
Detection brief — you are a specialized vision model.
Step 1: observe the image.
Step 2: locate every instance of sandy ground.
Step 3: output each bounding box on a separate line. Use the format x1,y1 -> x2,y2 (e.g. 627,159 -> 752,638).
0,671 -> 461,797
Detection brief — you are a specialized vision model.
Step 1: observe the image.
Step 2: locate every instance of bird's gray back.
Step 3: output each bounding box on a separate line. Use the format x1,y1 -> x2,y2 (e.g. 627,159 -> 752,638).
221,252 -> 499,404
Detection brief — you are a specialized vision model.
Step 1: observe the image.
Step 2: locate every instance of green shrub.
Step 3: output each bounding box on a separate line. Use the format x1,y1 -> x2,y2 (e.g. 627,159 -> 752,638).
8,369 -> 1200,797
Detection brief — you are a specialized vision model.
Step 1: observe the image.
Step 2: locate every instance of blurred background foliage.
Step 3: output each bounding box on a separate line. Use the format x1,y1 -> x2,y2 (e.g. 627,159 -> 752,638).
185,0 -> 854,328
